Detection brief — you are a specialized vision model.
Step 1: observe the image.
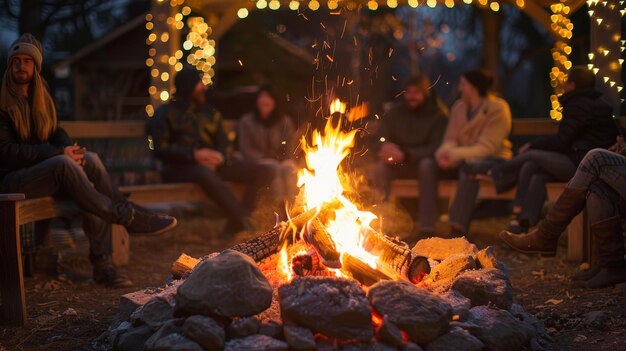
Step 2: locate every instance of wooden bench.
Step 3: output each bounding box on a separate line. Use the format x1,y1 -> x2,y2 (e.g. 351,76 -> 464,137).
388,117 -> 626,260
0,120 -> 244,326
388,179 -> 587,261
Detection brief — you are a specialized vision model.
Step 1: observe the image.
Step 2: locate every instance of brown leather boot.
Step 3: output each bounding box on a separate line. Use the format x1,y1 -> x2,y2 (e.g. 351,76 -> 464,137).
499,188 -> 588,256
499,227 -> 558,256
574,215 -> 626,288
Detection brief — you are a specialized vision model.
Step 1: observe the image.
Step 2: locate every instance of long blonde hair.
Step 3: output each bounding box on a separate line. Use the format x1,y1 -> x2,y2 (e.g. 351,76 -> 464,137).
0,68 -> 57,142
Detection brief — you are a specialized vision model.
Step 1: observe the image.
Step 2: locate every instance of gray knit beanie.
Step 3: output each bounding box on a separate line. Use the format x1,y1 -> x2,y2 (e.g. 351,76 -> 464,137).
7,33 -> 44,72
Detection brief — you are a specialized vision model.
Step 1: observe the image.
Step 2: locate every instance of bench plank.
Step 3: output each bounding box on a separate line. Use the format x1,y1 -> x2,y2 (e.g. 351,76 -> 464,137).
121,183 -> 208,204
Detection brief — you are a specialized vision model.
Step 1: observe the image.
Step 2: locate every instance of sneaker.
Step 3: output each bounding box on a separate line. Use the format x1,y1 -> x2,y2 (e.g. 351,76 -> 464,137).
506,218 -> 529,235
92,256 -> 133,289
126,209 -> 177,236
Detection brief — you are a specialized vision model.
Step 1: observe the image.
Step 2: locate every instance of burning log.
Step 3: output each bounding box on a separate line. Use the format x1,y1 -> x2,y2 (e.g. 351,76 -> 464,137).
304,219 -> 341,268
342,253 -> 391,286
171,253 -> 201,278
230,199 -> 341,262
361,228 -> 430,283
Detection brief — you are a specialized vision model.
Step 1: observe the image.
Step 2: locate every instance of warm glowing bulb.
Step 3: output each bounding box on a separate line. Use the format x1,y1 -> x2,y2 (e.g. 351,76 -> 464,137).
408,0 -> 419,6
160,91 -> 170,101
289,0 -> 300,10
490,2 -> 500,11
257,0 -> 268,9
427,0 -> 437,7
237,8 -> 249,18
387,0 -> 398,8
367,0 -> 378,10
309,0 -> 320,10
269,0 -> 280,9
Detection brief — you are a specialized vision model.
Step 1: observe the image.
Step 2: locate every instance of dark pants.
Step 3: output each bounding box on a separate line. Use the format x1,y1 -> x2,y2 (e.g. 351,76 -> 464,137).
493,150 -> 577,225
375,157 -> 457,233
448,158 -> 505,233
162,158 -> 275,221
569,149 -> 626,266
0,152 -> 132,257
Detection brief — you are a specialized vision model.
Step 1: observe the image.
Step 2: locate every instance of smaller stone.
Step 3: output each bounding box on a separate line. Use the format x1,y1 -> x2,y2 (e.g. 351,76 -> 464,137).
131,297 -> 173,331
449,321 -> 481,335
284,326 -> 316,350
341,342 -> 397,351
117,325 -> 153,351
259,320 -> 283,339
441,290 -> 472,321
183,315 -> 225,351
224,335 -> 288,351
150,333 -> 203,351
315,339 -> 337,351
425,327 -> 484,351
145,319 -> 184,351
376,316 -> 404,348
509,303 -> 551,342
226,317 -> 261,339
117,281 -> 181,323
583,311 -> 609,329
412,237 -> 478,261
467,306 -> 527,351
108,321 -> 132,346
451,269 -> 513,310
403,342 -> 424,351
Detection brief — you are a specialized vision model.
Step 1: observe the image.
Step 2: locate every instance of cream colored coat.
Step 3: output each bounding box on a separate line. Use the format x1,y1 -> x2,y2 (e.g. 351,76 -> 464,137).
436,95 -> 512,164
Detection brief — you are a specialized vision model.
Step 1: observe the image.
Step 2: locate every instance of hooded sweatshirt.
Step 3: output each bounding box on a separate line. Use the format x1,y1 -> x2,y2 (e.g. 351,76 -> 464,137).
377,94 -> 449,164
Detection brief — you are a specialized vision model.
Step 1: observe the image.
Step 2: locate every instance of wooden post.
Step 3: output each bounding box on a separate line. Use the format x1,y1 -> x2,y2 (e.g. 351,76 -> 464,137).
567,211 -> 587,262
0,194 -> 27,326
112,225 -> 130,267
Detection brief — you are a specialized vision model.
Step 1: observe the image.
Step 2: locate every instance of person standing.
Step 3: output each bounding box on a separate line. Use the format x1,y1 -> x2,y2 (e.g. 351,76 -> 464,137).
0,34 -> 177,288
490,66 -> 618,234
238,85 -> 298,204
374,75 -> 448,236
434,69 -> 512,236
150,70 -> 275,235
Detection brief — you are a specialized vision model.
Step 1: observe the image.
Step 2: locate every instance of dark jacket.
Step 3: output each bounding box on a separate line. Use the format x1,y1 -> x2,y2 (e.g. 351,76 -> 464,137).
0,110 -> 73,180
530,88 -> 618,163
238,112 -> 296,162
377,95 -> 448,164
149,103 -> 229,165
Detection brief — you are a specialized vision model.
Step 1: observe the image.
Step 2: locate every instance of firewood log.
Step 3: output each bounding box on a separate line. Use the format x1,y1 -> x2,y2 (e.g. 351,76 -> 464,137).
361,228 -> 430,283
170,253 -> 201,278
304,219 -> 341,268
342,253 -> 391,286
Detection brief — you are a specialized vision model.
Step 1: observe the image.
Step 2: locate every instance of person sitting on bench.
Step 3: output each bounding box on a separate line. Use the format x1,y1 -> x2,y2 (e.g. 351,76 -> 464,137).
0,34 -> 177,289
500,144 -> 626,289
150,69 -> 275,235
433,69 -> 513,237
490,66 -> 618,234
238,84 -> 298,204
373,75 -> 448,237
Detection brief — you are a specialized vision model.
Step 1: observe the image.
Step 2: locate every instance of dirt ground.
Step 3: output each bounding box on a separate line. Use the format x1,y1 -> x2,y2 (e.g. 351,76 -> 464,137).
1,202 -> 625,351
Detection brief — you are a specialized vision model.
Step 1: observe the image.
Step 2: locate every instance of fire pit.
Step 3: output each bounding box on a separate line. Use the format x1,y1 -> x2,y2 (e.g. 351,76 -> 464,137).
106,118 -> 551,351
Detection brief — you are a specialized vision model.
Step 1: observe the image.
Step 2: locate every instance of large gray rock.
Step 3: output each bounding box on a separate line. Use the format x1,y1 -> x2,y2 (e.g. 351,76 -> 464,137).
403,342 -> 424,351
145,319 -> 185,351
466,306 -> 527,351
441,290 -> 472,321
131,297 -> 173,330
279,276 -> 373,341
451,269 -> 513,309
368,280 -> 452,344
109,321 -> 132,347
509,303 -> 550,341
224,335 -> 288,351
226,317 -> 261,339
150,333 -> 203,351
341,342 -> 397,351
183,315 -> 225,351
425,255 -> 476,286
284,326 -> 316,351
412,237 -> 477,261
116,324 -> 153,351
425,327 -> 484,351
174,250 -> 273,318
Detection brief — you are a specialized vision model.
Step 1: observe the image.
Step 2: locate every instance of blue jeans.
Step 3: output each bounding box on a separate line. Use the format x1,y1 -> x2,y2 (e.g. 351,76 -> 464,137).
493,150 -> 577,225
448,158 -> 505,233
